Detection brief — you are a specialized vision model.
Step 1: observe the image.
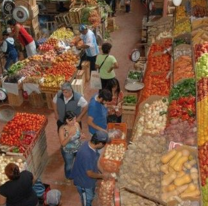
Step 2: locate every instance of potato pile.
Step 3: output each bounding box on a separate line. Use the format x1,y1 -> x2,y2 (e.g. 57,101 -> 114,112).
161,147 -> 200,203
0,154 -> 24,185
117,135 -> 166,199
119,189 -> 163,206
174,44 -> 192,60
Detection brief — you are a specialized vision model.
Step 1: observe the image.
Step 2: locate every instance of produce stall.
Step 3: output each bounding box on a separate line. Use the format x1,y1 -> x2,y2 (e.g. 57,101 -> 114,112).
0,113 -> 48,178
96,0 -> 208,205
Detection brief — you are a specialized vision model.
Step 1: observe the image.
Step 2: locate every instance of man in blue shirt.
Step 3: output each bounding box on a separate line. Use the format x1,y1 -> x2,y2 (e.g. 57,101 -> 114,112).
70,131 -> 110,206
77,24 -> 99,72
87,89 -> 112,135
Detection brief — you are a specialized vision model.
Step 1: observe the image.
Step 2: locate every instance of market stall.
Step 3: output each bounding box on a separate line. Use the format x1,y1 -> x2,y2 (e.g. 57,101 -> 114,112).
95,0 -> 208,205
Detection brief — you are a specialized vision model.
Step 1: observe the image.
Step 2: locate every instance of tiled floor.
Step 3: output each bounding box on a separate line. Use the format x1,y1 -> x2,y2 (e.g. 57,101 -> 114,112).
0,1 -> 145,205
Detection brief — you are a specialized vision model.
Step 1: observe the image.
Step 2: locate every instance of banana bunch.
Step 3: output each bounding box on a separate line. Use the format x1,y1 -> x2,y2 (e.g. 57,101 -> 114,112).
51,27 -> 74,41
41,75 -> 65,88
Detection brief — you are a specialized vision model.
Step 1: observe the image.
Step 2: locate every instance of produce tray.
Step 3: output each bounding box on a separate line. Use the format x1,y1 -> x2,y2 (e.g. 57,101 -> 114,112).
122,92 -> 138,111
99,141 -> 127,173
108,123 -> 127,138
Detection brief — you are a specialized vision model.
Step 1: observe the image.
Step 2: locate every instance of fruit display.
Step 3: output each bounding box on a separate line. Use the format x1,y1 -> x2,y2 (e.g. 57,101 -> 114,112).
192,6 -> 208,17
197,96 -> 208,146
134,98 -> 168,139
39,43 -> 54,52
40,75 -> 65,88
55,51 -> 79,66
173,56 -> 194,84
173,18 -> 191,37
196,52 -> 208,80
118,135 -> 166,199
88,9 -> 101,28
0,113 -> 47,154
191,0 -> 207,8
8,61 -> 25,75
44,62 -> 77,80
161,147 -> 200,203
0,155 -> 24,185
176,6 -> 187,22
50,27 -> 74,41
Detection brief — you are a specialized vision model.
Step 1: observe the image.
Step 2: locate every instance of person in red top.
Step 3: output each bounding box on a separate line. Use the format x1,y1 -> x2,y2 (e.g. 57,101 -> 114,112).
105,78 -> 124,123
7,19 -> 37,57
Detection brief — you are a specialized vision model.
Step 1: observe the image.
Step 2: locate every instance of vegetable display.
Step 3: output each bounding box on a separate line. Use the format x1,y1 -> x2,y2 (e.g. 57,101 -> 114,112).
0,113 -> 47,154
173,56 -> 194,84
161,147 -> 200,203
127,71 -> 143,81
134,98 -> 168,138
123,95 -> 137,104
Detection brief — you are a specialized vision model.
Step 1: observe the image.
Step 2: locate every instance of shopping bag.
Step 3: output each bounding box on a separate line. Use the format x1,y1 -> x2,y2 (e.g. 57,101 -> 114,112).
90,71 -> 102,90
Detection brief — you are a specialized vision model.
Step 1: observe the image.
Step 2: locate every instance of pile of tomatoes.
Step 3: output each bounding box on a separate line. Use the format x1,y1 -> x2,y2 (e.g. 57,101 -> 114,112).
0,113 -> 47,153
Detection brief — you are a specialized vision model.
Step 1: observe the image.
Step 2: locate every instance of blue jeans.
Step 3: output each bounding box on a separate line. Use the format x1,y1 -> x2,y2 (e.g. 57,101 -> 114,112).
76,186 -> 95,206
5,57 -> 18,70
61,148 -> 76,179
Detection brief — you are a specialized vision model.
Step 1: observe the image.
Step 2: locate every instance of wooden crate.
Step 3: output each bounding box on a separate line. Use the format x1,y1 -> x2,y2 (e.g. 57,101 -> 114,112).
45,92 -> 56,110
76,70 -> 86,85
122,92 -> 138,111
7,90 -> 23,107
69,6 -> 84,24
81,61 -> 90,82
30,5 -> 39,19
107,17 -> 116,32
28,92 -> 45,108
122,109 -> 136,130
71,79 -> 84,95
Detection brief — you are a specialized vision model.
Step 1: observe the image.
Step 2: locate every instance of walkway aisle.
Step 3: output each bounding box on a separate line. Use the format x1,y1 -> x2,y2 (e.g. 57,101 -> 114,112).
41,1 -> 145,205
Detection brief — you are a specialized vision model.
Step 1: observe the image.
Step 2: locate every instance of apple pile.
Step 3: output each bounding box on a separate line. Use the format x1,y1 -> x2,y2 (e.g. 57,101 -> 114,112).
55,51 -> 79,66
39,43 -> 54,52
194,43 -> 208,61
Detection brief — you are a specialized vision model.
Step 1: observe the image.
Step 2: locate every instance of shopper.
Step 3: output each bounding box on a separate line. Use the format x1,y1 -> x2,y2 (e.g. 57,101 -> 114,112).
70,131 -> 110,206
95,42 -> 118,89
105,78 -> 124,123
0,163 -> 38,206
105,0 -> 117,16
45,189 -> 61,206
125,0 -> 131,13
0,30 -> 18,72
7,19 -> 37,57
77,24 -> 99,72
87,89 -> 112,135
53,82 -> 88,131
59,111 -> 83,179
57,1 -> 68,13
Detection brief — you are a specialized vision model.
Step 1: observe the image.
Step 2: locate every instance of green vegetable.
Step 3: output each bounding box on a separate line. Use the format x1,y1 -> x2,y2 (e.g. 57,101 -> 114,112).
124,95 -> 137,104
128,71 -> 142,80
12,147 -> 19,153
169,78 -> 196,102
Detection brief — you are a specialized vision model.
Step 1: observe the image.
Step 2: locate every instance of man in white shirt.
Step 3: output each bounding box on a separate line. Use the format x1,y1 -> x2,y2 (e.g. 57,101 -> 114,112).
53,82 -> 88,131
77,25 -> 99,72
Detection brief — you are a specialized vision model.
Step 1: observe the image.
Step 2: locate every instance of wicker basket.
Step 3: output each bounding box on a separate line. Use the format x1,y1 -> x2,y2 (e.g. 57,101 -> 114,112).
28,92 -> 44,108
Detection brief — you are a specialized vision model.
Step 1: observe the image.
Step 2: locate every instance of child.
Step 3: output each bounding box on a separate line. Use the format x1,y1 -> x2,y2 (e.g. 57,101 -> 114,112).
0,30 -> 18,71
45,189 -> 61,206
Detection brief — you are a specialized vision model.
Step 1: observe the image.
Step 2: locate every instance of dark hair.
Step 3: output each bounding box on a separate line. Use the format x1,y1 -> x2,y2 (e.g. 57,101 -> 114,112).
98,89 -> 112,102
102,43 -> 112,54
7,19 -> 16,26
105,78 -> 120,94
2,30 -> 9,36
64,111 -> 76,124
91,134 -> 107,145
5,163 -> 20,180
